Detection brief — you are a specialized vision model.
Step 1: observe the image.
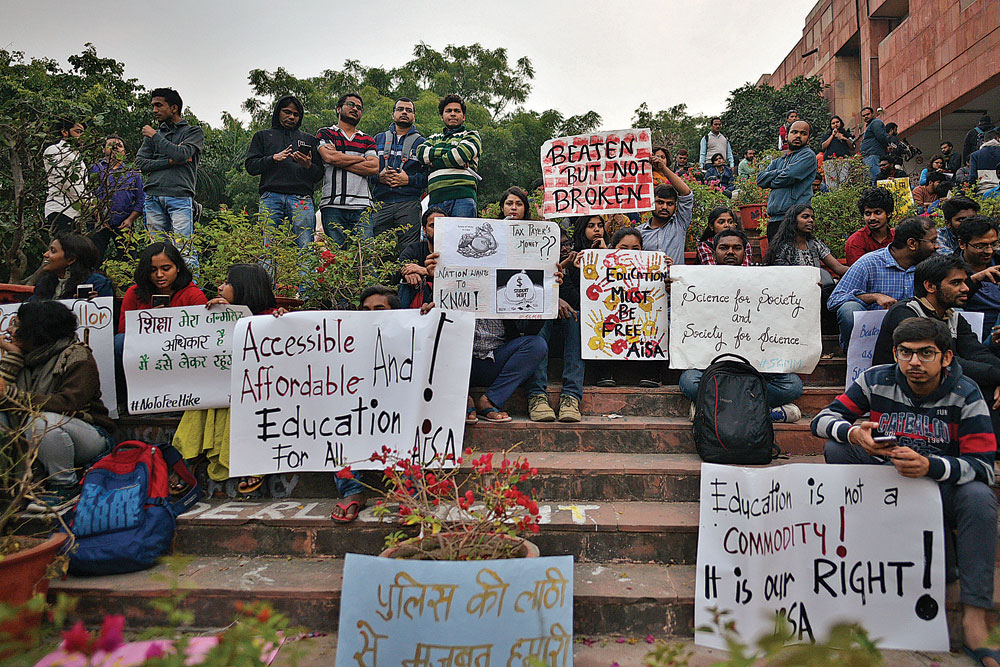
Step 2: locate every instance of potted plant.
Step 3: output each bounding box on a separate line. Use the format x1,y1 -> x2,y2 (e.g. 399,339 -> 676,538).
344,445 -> 542,560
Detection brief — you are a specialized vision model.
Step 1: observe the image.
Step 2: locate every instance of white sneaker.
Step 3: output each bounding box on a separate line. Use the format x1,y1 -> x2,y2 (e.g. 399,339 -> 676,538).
770,403 -> 802,423
688,403 -> 696,421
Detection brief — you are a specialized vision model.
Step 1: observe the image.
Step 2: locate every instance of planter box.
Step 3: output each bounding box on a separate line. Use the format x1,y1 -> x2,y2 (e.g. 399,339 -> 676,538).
0,283 -> 34,305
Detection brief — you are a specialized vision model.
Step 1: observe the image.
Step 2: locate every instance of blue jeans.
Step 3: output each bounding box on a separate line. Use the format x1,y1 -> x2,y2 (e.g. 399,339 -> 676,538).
434,197 -> 478,218
679,369 -> 802,408
470,336 -> 548,410
321,207 -> 367,246
336,473 -> 364,498
144,194 -> 197,266
260,192 -> 316,248
525,317 -> 584,400
862,154 -> 882,182
836,300 -> 868,352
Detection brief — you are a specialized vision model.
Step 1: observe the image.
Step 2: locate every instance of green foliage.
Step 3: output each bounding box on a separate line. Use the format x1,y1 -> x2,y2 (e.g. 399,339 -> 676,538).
810,156 -> 881,258
687,178 -> 732,250
721,75 -> 832,156
632,102 -> 712,160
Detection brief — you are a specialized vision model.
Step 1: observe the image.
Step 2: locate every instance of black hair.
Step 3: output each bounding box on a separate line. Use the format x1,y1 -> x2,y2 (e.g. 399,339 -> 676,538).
699,206 -> 739,242
956,215 -> 999,244
942,196 -> 980,222
104,134 -> 124,147
941,140 -> 954,149
438,94 -> 466,116
529,177 -> 544,192
713,227 -> 749,250
336,92 -> 363,109
133,242 -> 193,302
829,115 -> 846,129
861,106 -> 874,114
422,206 -> 446,227
711,152 -> 725,163
359,284 -> 400,310
14,300 -> 77,349
571,215 -> 609,251
34,235 -> 101,301
54,119 -> 84,135
224,264 -> 277,315
786,109 -> 799,119
913,254 -> 970,297
926,171 -> 949,184
985,130 -> 999,142
764,204 -> 814,266
610,226 -> 643,249
654,184 -> 678,200
885,122 -> 898,133
710,117 -> 721,124
891,216 -> 936,250
927,154 -> 946,170
857,187 -> 895,218
150,88 -> 182,114
652,145 -> 671,167
394,97 -> 414,107
892,317 -> 952,354
498,187 -> 530,219
676,148 -> 689,157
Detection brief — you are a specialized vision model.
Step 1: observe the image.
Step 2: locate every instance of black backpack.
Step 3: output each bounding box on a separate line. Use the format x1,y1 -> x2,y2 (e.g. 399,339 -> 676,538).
692,354 -> 779,464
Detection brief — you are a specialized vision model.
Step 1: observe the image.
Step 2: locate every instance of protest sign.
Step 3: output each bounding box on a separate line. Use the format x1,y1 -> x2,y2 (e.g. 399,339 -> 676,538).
578,248 -> 669,360
668,266 -> 822,373
695,463 -> 948,651
123,304 -> 251,414
434,218 -> 560,320
540,128 -> 654,219
846,309 -> 985,388
877,177 -> 916,212
335,553 -> 574,667
228,309 -> 475,476
0,297 -> 117,418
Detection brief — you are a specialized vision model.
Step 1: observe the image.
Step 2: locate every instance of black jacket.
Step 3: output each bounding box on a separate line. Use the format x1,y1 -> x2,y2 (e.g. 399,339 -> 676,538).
244,96 -> 324,196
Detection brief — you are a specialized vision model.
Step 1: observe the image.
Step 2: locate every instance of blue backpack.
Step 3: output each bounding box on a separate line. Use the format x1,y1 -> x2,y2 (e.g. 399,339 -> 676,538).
66,441 -> 200,575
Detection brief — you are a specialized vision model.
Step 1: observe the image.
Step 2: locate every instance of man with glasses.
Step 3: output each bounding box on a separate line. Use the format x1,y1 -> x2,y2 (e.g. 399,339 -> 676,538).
369,97 -> 427,248
954,216 -> 1000,341
317,93 -> 378,245
936,196 -> 980,256
415,94 -> 482,218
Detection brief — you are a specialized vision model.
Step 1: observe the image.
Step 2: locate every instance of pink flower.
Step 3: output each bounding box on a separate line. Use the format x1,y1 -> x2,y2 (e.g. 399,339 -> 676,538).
145,643 -> 166,660
645,634 -> 655,644
94,614 -> 125,653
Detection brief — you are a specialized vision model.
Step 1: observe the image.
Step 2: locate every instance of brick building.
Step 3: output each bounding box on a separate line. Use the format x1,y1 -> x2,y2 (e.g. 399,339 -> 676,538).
762,0 -> 1000,169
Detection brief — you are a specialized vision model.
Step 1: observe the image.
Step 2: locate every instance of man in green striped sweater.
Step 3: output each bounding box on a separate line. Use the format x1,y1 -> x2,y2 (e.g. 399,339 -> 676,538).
415,94 -> 482,218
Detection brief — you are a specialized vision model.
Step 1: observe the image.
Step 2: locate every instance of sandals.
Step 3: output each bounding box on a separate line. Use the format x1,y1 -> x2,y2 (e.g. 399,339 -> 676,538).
168,472 -> 192,497
331,494 -> 366,523
965,645 -> 1000,666
466,404 -> 479,425
237,476 -> 264,495
477,405 -> 512,423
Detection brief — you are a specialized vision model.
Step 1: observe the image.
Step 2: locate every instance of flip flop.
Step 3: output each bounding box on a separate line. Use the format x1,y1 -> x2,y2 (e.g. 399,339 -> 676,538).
237,476 -> 264,495
168,472 -> 192,497
331,498 -> 365,523
477,406 -> 512,423
466,405 -> 479,425
965,645 -> 1000,666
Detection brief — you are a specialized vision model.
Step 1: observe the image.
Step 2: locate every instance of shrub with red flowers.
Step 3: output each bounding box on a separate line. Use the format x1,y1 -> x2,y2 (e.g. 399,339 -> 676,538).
353,445 -> 541,560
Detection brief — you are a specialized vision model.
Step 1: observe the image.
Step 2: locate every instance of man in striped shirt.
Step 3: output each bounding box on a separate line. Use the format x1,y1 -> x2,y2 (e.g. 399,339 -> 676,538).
317,93 -> 378,246
812,317 -> 999,663
415,94 -> 482,218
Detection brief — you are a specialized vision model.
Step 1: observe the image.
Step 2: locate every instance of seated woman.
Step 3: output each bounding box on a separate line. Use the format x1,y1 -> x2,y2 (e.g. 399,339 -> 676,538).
31,235 -> 113,301
173,263 -> 286,497
0,301 -> 114,508
703,153 -> 734,197
498,186 -> 531,220
696,207 -> 751,265
398,207 -> 443,308
918,154 -> 947,185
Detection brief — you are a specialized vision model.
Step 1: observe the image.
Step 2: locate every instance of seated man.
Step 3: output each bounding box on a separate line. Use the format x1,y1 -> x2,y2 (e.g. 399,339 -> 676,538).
845,187 -> 895,265
397,207 -> 442,308
828,216 -> 938,351
679,228 -> 804,422
812,317 -> 998,665
937,196 -> 980,256
911,171 -> 950,213
955,215 -> 1000,340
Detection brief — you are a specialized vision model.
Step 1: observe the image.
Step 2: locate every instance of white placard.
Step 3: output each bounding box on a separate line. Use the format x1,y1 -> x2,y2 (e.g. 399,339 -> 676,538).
123,304 -> 251,414
335,553 -> 574,666
434,218 -> 560,319
695,463 -> 948,651
228,309 -> 474,476
578,249 -> 668,360
0,297 -> 117,418
668,266 -> 822,373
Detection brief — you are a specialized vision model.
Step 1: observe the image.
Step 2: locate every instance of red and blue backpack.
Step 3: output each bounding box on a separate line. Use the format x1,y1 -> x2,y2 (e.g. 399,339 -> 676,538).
65,441 -> 200,575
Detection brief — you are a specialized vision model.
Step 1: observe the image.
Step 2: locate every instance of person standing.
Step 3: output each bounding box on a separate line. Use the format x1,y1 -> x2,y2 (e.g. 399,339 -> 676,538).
635,167 -> 694,264
89,135 -> 144,260
699,117 -> 733,169
415,94 -> 482,218
820,115 -> 855,189
757,120 -> 817,240
941,140 -> 962,173
317,93 -> 379,246
244,96 -> 323,249
369,97 -> 427,246
44,120 -> 87,236
859,106 -> 890,182
778,110 -> 799,151
964,115 -> 997,166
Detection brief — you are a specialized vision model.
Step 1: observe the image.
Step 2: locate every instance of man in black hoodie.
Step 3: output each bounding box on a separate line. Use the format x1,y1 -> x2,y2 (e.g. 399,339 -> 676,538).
244,96 -> 324,248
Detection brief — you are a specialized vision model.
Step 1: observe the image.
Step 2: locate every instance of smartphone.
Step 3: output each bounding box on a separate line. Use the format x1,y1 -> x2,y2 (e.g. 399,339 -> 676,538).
296,141 -> 310,154
152,294 -> 170,308
872,436 -> 897,444
76,283 -> 94,299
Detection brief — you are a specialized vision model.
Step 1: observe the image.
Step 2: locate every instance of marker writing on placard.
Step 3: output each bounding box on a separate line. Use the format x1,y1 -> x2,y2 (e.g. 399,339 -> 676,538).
423,311 -> 454,402
836,505 -> 847,558
914,530 -> 939,620
540,235 -> 556,260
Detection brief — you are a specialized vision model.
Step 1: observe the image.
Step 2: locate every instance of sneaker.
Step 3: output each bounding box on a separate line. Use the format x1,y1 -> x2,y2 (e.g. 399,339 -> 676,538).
558,395 -> 582,422
25,484 -> 80,514
527,394 -> 556,422
594,377 -> 616,388
770,403 -> 802,423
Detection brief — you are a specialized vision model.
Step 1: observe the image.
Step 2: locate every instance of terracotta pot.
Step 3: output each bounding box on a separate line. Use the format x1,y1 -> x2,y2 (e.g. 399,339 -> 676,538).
0,532 -> 69,656
0,283 -> 34,305
737,204 -> 765,232
379,532 -> 540,560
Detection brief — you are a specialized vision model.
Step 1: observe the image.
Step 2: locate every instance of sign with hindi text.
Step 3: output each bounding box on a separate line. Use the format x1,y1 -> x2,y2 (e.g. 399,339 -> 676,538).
695,463 -> 948,651
668,266 -> 822,373
540,128 -> 654,218
335,553 -> 574,666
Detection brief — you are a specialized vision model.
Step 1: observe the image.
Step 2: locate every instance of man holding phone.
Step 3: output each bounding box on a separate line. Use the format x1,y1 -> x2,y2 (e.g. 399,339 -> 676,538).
244,96 -> 324,249
369,97 -> 427,248
812,317 -> 999,664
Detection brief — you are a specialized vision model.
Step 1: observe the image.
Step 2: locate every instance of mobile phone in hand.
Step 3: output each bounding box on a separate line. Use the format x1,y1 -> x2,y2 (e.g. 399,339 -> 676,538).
296,141 -> 310,154
873,435 -> 897,445
152,294 -> 170,308
76,283 -> 94,299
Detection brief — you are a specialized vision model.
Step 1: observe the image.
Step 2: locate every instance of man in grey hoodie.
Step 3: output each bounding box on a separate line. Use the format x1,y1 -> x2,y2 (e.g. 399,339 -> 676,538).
757,120 -> 817,240
136,88 -> 205,263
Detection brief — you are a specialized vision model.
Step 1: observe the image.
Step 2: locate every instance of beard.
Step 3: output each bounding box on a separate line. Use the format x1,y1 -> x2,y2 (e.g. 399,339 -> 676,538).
395,117 -> 413,129
339,111 -> 357,126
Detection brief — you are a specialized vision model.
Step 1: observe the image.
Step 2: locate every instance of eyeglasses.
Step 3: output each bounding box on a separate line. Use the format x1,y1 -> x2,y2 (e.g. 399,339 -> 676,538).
969,242 -> 1000,251
394,107 -> 414,113
894,346 -> 942,361
342,101 -> 363,111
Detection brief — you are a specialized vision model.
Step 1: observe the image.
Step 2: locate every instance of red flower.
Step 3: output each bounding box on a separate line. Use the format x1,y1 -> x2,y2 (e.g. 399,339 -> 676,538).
336,466 -> 353,479
145,643 -> 166,660
61,622 -> 93,655
94,614 -> 125,653
399,506 -> 412,516
256,607 -> 272,623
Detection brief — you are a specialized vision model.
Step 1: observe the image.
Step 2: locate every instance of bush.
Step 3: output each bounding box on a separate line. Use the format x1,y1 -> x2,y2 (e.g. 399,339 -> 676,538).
810,156 -> 873,258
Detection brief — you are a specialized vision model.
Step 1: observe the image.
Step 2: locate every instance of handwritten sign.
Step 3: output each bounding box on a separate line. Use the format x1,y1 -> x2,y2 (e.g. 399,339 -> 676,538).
578,249 -> 668,360
434,218 -> 560,320
540,128 -> 654,219
123,304 -> 250,414
228,309 -> 475,476
668,266 -> 822,373
877,177 -> 916,212
695,463 -> 948,651
0,297 -> 117,418
335,553 -> 574,666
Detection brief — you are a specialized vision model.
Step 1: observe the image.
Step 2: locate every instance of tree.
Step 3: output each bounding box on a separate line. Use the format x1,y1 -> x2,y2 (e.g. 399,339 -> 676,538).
632,102 -> 711,159
720,75 -> 831,155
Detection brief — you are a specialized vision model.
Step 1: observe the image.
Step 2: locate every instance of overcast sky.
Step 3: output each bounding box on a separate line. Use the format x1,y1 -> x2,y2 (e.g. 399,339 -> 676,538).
1,0 -> 816,129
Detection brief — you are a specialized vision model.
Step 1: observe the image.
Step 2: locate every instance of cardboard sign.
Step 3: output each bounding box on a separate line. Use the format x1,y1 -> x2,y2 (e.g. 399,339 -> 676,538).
668,266 -> 822,373
228,309 -> 475,476
0,297 -> 117,418
123,304 -> 251,414
877,177 -> 916,211
578,249 -> 669,360
434,218 -> 560,320
540,128 -> 654,218
335,553 -> 574,666
695,463 -> 948,651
